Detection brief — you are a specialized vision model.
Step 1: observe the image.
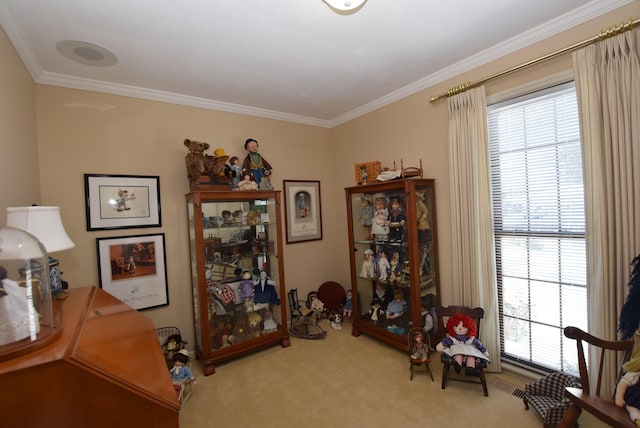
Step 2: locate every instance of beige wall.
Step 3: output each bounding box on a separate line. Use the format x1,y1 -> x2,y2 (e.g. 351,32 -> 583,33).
34,86 -> 335,343
2,2 -> 638,348
0,25 -> 40,221
331,2 -> 640,304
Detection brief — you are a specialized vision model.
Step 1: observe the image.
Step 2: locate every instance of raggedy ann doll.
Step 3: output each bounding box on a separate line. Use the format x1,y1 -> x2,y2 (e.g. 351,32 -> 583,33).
436,312 -> 490,376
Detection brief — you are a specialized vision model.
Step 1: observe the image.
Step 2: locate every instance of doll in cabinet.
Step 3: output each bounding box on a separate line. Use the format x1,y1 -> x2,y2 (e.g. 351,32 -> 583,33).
345,179 -> 440,351
186,190 -> 290,375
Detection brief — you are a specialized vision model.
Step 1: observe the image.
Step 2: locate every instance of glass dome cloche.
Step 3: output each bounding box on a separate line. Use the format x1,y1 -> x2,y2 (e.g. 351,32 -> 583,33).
0,226 -> 58,361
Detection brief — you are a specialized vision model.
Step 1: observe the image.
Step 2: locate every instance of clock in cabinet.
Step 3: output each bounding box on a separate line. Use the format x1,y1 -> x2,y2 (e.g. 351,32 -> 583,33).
345,178 -> 440,350
186,190 -> 290,375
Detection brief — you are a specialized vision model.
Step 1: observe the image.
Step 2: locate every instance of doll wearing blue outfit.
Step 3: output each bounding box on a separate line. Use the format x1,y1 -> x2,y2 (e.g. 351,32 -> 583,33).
253,270 -> 281,308
359,197 -> 375,240
170,349 -> 195,382
386,289 -> 406,324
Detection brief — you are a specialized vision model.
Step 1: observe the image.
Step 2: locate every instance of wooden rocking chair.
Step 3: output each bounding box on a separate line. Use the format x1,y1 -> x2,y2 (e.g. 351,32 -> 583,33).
557,326 -> 636,428
287,289 -> 326,340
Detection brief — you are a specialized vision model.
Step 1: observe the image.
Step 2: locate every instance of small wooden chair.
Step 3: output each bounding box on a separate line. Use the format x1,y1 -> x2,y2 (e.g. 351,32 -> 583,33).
557,326 -> 636,428
287,289 -> 326,340
408,327 -> 434,381
436,305 -> 489,396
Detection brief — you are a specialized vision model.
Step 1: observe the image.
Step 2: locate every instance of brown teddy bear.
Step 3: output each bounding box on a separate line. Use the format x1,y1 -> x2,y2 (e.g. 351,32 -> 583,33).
229,312 -> 252,344
184,138 -> 226,183
245,210 -> 261,226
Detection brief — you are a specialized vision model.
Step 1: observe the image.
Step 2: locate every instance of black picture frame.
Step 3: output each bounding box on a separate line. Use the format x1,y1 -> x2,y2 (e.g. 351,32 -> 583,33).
96,233 -> 169,310
84,174 -> 161,231
283,179 -> 323,244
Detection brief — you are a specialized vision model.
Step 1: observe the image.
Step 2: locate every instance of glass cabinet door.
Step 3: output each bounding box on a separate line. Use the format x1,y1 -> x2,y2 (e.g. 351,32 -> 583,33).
346,179 -> 439,349
187,191 -> 289,375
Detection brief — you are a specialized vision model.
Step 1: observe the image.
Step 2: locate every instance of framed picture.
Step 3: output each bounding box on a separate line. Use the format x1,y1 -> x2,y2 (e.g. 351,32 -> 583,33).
96,233 -> 169,310
283,180 -> 323,244
84,174 -> 161,231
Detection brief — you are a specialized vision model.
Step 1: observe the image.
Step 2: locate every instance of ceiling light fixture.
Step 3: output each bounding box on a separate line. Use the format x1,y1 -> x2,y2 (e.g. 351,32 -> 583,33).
323,0 -> 367,13
56,40 -> 118,67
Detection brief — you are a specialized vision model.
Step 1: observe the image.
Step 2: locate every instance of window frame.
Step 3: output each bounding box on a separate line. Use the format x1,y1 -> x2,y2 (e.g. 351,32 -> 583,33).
487,80 -> 586,375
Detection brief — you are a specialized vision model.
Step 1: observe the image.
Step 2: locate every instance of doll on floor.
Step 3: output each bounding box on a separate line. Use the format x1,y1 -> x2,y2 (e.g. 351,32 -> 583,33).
342,289 -> 353,319
170,349 -> 196,398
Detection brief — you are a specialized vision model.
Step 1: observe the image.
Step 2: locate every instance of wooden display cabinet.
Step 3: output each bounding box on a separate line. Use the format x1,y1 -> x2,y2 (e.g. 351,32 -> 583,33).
345,178 -> 440,350
186,190 -> 290,375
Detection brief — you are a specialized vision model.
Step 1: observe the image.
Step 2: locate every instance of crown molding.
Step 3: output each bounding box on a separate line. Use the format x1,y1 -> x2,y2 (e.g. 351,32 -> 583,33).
2,0 -> 633,128
329,0 -> 633,126
36,71 -> 333,128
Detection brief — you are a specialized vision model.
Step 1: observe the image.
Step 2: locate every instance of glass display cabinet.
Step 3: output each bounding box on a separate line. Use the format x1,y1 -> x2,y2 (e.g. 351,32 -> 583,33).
345,178 -> 440,350
186,190 -> 290,375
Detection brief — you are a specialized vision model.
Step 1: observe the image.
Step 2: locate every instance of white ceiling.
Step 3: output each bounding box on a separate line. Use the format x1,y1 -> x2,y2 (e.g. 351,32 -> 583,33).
0,0 -> 632,127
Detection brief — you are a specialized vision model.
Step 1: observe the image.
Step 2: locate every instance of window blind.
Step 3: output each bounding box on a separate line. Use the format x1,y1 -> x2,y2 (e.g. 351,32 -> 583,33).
487,82 -> 586,374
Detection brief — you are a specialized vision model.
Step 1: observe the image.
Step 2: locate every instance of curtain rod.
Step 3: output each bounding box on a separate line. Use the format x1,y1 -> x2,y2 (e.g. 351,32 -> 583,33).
429,18 -> 639,103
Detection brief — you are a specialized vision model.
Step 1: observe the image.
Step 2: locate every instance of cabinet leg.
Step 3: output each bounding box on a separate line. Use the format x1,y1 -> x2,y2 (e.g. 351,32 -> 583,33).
203,362 -> 216,376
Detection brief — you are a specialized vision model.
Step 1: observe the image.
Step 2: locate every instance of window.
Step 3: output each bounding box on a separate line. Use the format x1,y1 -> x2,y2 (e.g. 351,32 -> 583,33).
487,82 -> 586,375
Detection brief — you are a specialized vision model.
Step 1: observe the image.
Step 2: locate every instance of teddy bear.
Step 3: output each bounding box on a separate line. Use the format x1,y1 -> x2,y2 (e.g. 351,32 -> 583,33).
247,311 -> 262,337
183,138 -> 226,183
229,312 -> 252,344
245,210 -> 261,226
436,312 -> 490,376
615,346 -> 640,426
211,316 -> 233,348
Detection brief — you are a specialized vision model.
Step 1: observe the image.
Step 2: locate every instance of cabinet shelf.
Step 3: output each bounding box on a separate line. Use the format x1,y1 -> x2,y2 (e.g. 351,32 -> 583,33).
345,179 -> 440,350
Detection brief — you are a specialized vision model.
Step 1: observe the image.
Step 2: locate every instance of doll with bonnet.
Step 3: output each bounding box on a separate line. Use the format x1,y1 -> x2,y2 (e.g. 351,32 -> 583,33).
436,312 -> 490,376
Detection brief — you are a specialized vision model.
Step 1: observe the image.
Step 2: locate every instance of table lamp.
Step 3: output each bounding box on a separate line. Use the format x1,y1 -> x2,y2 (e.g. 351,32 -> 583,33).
6,206 -> 75,295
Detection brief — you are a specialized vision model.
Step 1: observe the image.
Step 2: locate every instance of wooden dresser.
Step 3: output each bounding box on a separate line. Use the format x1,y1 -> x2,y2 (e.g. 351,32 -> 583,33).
0,286 -> 180,427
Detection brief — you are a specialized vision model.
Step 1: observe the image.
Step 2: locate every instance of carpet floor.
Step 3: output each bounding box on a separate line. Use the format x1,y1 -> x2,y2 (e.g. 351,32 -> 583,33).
178,318 -> 608,428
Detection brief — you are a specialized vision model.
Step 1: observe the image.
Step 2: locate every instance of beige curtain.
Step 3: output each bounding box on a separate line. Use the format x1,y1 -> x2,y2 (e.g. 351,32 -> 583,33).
447,86 -> 501,372
572,30 -> 640,393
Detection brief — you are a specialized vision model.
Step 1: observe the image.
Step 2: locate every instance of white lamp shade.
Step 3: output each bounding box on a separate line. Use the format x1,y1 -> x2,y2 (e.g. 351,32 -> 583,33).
323,0 -> 366,11
6,206 -> 75,253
